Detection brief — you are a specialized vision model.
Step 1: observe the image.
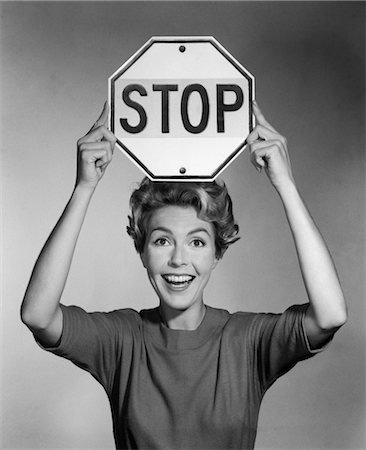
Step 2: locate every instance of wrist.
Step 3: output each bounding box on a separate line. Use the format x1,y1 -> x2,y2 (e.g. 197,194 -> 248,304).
276,180 -> 304,214
72,183 -> 96,200
274,177 -> 298,198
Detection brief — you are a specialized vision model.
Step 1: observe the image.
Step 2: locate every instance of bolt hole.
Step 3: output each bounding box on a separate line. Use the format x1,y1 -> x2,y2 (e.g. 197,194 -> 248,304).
179,45 -> 186,53
179,167 -> 186,174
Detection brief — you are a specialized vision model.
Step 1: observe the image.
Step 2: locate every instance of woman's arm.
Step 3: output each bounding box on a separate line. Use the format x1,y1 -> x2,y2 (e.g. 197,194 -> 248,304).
246,101 -> 347,349
21,103 -> 116,346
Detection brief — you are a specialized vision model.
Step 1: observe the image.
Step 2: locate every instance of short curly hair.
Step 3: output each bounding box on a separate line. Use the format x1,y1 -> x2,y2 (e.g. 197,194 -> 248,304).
126,177 -> 240,259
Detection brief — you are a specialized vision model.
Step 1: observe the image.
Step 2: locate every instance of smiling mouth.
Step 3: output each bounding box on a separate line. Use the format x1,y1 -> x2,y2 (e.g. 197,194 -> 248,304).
162,274 -> 195,287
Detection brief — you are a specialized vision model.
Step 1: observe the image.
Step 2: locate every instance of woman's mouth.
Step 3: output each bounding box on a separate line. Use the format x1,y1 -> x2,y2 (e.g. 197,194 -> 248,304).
161,274 -> 195,290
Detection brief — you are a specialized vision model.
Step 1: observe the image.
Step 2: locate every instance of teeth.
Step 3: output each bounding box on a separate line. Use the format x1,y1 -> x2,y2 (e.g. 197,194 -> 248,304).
163,275 -> 194,283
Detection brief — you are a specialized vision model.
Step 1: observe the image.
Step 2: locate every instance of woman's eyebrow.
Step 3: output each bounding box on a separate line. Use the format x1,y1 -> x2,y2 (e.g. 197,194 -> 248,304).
150,227 -> 211,235
187,228 -> 211,236
150,227 -> 172,234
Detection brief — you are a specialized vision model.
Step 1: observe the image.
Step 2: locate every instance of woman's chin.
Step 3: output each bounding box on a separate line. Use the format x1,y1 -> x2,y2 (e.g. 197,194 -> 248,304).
158,292 -> 203,313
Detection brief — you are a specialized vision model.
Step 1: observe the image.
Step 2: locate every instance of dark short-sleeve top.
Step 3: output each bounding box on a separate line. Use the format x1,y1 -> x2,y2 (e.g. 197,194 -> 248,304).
39,303 -> 323,449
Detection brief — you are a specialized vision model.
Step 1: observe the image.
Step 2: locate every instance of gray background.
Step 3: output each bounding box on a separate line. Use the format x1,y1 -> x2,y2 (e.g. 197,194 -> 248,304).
1,1 -> 365,449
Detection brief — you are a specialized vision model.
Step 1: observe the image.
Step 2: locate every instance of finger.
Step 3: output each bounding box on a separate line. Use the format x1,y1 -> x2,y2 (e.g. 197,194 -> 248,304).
250,145 -> 275,171
250,144 -> 283,169
79,125 -> 117,147
252,101 -> 277,132
78,141 -> 113,153
80,147 -> 112,171
249,138 -> 287,154
250,149 -> 266,171
80,147 -> 109,164
246,124 -> 280,144
79,141 -> 113,165
95,161 -> 108,170
253,139 -> 292,173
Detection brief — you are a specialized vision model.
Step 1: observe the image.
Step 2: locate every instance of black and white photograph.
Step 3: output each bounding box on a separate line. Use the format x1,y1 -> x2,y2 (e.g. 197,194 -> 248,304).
1,1 -> 365,449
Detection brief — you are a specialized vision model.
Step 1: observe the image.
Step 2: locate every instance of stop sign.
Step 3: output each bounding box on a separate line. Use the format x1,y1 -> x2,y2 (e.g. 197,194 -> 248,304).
109,36 -> 255,181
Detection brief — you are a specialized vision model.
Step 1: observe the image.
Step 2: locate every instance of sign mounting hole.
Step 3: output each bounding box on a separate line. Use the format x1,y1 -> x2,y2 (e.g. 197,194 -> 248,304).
179,167 -> 186,174
179,45 -> 186,53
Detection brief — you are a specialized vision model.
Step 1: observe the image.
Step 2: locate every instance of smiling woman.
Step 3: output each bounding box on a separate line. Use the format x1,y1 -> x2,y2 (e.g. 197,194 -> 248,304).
141,205 -> 219,329
126,179 -> 240,329
20,102 -> 347,450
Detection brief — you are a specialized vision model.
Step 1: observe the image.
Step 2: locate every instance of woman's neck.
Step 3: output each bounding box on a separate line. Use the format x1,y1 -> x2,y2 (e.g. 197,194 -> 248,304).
159,301 -> 206,330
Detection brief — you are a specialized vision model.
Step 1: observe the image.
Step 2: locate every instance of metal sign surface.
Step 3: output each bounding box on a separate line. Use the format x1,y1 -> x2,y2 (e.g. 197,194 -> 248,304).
109,36 -> 255,181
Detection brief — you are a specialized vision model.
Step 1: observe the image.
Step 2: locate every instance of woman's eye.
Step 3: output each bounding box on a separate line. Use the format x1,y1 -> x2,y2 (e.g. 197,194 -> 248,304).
154,238 -> 169,246
191,239 -> 205,247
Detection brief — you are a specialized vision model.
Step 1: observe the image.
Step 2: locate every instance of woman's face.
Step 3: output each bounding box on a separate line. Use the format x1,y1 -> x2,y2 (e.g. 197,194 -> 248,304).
141,205 -> 219,314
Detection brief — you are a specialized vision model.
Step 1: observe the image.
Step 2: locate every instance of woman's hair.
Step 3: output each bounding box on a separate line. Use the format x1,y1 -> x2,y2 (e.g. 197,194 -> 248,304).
126,177 -> 240,259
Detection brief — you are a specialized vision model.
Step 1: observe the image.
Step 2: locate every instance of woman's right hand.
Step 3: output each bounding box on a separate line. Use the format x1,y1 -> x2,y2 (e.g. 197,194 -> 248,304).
75,102 -> 117,190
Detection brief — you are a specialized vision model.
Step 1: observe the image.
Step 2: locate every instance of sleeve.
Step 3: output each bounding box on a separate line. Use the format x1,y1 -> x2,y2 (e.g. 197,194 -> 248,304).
249,303 -> 329,393
35,304 -> 140,395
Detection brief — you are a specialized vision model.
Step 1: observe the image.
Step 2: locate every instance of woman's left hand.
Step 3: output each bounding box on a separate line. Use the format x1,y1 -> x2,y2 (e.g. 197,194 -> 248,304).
246,101 -> 295,192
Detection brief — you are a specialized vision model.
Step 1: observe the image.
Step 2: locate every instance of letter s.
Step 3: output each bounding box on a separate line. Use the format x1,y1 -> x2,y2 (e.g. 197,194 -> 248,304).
120,84 -> 147,133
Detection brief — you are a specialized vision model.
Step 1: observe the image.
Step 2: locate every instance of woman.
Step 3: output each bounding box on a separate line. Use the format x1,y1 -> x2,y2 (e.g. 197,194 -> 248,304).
21,101 -> 347,449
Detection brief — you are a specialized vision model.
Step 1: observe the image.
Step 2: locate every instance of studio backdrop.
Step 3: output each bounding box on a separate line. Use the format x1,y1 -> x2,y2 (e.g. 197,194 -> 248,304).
2,2 -> 365,449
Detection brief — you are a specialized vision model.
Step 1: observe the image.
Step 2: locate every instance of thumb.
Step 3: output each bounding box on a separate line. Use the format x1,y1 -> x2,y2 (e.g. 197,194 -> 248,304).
252,101 -> 276,132
89,102 -> 109,132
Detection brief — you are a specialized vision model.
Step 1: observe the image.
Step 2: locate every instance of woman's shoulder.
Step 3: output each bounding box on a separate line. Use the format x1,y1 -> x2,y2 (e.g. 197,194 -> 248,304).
220,303 -> 310,339
205,305 -> 259,335
103,307 -> 144,328
61,304 -> 143,331
206,305 -> 257,322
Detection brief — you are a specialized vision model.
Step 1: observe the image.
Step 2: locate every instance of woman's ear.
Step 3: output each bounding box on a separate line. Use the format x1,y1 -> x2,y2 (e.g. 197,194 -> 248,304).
140,252 -> 147,269
212,257 -> 219,270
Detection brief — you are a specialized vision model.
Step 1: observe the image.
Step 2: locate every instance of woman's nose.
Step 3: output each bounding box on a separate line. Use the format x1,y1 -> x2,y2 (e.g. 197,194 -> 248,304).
169,245 -> 188,267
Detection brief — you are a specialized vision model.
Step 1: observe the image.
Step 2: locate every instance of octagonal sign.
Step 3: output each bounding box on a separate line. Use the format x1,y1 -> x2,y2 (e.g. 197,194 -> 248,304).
109,36 -> 255,181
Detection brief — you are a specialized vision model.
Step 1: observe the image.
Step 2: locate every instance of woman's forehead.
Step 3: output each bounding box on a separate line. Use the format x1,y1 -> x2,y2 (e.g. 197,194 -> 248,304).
147,205 -> 214,235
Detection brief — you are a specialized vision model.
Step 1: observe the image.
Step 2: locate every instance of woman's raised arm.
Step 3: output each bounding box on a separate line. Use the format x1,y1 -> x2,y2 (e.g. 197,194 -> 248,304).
21,103 -> 116,346
246,101 -> 347,349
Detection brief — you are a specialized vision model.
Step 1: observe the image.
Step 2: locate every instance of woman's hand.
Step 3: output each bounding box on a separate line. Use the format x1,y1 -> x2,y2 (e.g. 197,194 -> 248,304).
246,101 -> 295,192
76,102 -> 117,190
